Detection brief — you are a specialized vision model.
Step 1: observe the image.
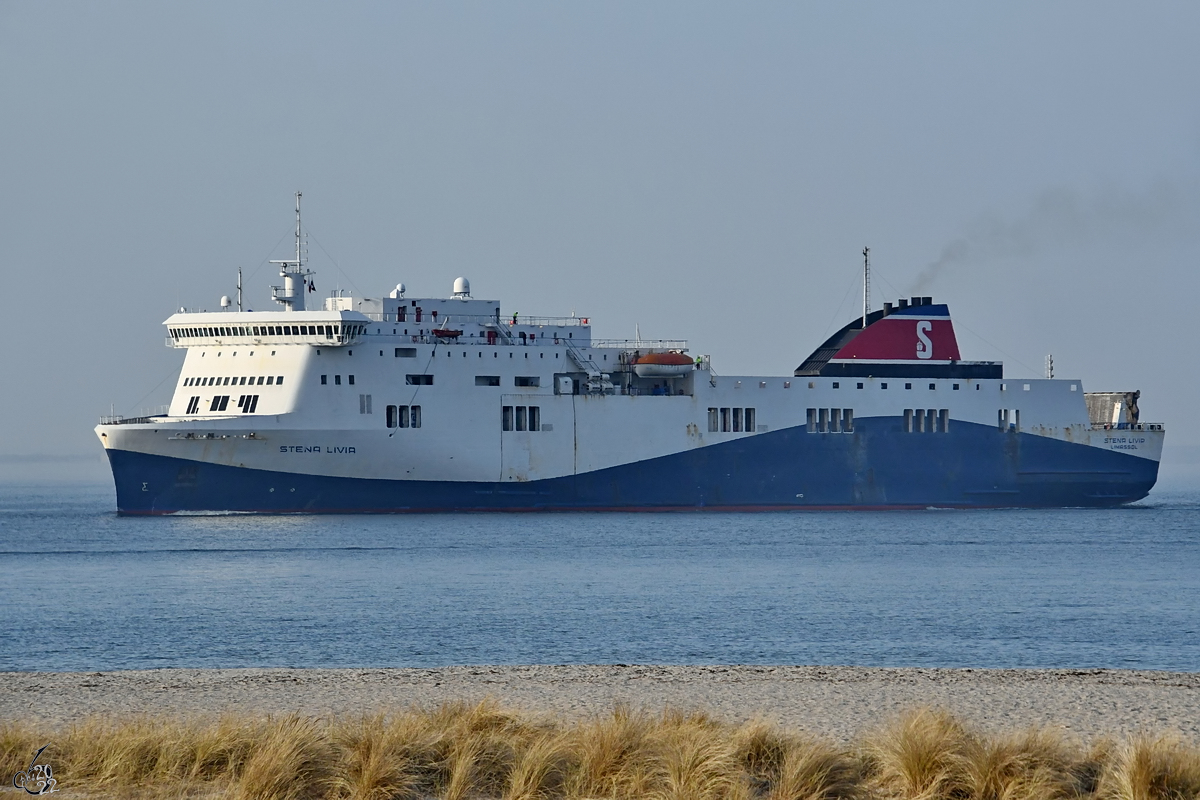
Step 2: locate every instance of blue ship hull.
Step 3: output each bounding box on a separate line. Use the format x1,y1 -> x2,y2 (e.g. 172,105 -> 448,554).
105,418 -> 1158,514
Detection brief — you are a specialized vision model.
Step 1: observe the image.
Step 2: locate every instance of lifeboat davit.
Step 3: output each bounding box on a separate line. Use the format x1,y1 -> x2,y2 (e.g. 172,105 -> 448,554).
632,351 -> 693,378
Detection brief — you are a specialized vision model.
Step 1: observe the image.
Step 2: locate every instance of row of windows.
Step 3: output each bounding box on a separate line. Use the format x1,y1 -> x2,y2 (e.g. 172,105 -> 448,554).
502,405 -> 543,432
184,394 -> 261,414
806,408 -> 855,434
831,381 -> 967,391
707,407 -> 757,433
172,324 -> 365,339
904,409 -> 949,433
185,375 -> 283,387
385,405 -> 422,428
320,375 -> 356,385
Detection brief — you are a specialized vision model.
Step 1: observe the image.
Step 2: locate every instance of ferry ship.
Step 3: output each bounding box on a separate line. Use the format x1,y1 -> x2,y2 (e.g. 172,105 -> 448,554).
96,197 -> 1164,513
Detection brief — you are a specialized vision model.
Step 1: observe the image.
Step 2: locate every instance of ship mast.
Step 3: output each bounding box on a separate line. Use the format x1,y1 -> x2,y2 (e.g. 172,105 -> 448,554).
862,247 -> 870,328
270,191 -> 313,312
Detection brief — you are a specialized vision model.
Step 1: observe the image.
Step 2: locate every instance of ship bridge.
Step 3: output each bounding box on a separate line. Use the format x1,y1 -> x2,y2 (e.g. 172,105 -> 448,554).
166,310 -> 371,348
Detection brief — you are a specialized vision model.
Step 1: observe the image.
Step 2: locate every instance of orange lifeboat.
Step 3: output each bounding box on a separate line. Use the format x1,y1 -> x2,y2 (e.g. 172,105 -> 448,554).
632,351 -> 693,378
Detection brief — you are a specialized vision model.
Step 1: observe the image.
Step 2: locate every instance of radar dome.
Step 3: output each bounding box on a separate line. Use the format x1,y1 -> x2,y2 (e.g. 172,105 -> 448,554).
452,277 -> 471,298
220,296 -> 231,308
389,283 -> 406,299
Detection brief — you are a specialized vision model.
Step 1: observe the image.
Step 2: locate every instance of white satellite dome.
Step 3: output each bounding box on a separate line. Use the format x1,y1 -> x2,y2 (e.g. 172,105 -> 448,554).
220,295 -> 231,308
452,277 -> 471,298
389,283 -> 406,299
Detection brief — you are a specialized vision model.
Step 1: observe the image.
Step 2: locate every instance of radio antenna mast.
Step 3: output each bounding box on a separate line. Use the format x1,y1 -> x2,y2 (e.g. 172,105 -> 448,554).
862,247 -> 871,328
269,191 -> 314,312
237,265 -> 243,312
295,191 -> 303,267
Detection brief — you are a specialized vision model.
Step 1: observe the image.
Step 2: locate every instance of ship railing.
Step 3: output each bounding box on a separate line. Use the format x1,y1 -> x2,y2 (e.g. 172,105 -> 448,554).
100,408 -> 169,425
1089,422 -> 1164,432
589,339 -> 689,350
357,312 -> 590,326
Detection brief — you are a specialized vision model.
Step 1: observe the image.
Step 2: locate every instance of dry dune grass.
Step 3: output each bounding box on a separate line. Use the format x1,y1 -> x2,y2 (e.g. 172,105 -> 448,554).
2,703 -> 1198,800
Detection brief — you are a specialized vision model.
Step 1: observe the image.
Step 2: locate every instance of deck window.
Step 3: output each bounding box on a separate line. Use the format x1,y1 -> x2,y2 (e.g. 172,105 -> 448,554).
476,376 -> 501,386
744,408 -> 756,432
405,374 -> 434,385
515,376 -> 540,387
516,406 -> 527,431
732,408 -> 742,432
502,406 -> 513,431
708,408 -> 719,433
843,409 -> 853,432
529,406 -> 540,431
807,408 -> 817,433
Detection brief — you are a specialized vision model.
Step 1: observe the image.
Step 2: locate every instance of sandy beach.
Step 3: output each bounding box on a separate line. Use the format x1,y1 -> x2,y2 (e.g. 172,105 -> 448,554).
3,665 -> 1197,743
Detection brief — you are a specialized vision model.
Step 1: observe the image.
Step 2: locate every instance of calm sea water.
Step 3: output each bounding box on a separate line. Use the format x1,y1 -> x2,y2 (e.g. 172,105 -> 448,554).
3,482 -> 1198,672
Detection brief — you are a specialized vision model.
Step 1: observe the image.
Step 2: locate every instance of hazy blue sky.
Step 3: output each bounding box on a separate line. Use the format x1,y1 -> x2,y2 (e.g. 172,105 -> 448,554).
3,2 -> 1198,480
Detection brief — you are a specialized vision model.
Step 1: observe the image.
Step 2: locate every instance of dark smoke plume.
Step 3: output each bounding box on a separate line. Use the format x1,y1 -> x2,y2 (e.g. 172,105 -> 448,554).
911,180 -> 1197,294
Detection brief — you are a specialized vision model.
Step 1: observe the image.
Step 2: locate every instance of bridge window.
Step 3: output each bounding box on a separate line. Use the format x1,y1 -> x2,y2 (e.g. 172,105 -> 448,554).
209,395 -> 230,412
276,376 -> 284,385
186,396 -> 200,414
237,395 -> 260,413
